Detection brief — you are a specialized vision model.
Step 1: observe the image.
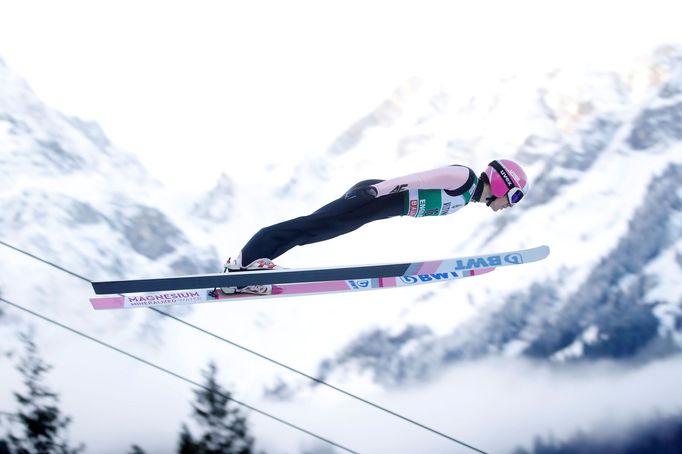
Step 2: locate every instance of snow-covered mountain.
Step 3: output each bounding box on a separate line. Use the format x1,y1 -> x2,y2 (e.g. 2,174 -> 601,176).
311,46 -> 682,386
1,44 -> 682,453
0,56 -> 220,284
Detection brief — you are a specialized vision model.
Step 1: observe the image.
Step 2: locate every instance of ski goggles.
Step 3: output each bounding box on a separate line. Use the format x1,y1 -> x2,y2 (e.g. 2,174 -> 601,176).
506,187 -> 525,206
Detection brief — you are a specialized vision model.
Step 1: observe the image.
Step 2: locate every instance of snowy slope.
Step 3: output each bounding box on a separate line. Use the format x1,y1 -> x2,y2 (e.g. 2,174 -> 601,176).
2,45 -> 682,453
0,55 -> 226,451
309,46 -> 682,388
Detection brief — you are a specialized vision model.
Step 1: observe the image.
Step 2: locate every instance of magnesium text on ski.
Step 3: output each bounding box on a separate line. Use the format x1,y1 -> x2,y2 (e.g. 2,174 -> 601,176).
127,291 -> 202,305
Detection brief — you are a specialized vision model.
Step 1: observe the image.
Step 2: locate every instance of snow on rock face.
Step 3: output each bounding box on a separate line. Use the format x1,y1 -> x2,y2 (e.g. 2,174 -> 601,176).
191,173 -> 235,223
628,102 -> 682,150
314,46 -> 682,387
0,56 -> 220,301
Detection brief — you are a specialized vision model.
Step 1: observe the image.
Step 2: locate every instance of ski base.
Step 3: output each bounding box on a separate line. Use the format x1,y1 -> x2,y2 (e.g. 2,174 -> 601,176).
90,268 -> 494,310
91,245 -> 550,295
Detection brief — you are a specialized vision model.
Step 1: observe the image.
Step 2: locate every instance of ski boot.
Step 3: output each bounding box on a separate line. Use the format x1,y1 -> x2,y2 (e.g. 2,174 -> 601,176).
218,256 -> 282,295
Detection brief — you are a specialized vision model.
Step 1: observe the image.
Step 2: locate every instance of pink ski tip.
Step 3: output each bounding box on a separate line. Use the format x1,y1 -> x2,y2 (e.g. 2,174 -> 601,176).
90,296 -> 125,310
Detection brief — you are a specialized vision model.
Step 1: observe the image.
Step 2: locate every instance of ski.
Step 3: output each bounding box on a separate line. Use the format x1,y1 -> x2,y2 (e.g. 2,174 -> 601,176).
89,267 -> 495,310
91,245 -> 549,295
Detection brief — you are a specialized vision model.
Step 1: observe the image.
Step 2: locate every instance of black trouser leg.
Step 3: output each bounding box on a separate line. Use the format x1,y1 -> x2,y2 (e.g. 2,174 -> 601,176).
239,180 -> 404,264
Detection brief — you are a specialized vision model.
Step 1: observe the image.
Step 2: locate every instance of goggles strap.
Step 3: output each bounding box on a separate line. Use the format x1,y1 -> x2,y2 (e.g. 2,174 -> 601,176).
488,160 -> 516,193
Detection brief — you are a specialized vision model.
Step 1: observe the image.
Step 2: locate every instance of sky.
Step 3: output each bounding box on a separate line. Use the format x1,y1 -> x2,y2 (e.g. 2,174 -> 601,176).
1,0 -> 681,190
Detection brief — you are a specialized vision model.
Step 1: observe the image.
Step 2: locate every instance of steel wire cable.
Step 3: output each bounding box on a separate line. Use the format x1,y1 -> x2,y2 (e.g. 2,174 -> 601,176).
0,296 -> 359,454
0,239 -> 489,454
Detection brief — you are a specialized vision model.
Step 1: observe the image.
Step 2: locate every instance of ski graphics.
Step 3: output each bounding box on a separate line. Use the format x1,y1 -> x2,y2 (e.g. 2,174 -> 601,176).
90,267 -> 495,310
91,245 -> 550,295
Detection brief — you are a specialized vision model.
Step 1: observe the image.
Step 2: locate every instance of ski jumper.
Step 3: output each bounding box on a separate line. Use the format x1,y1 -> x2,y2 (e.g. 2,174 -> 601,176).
238,165 -> 479,265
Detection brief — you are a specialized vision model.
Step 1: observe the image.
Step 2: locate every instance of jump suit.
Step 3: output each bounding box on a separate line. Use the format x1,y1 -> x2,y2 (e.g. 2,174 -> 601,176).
238,165 -> 479,265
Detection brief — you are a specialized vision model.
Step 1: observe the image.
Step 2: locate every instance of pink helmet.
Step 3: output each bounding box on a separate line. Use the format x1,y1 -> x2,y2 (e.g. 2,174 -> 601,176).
484,159 -> 529,205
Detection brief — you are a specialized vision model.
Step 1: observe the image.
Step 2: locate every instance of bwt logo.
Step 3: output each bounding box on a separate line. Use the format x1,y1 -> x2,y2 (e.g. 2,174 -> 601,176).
452,253 -> 523,270
348,279 -> 371,290
504,253 -> 523,264
400,272 -> 459,284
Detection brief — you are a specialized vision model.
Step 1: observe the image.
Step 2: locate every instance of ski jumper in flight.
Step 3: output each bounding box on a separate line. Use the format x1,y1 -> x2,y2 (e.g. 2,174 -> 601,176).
222,159 -> 529,295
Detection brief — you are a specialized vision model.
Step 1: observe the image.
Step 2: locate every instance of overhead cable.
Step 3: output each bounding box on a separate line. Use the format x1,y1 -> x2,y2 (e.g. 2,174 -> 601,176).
0,296 -> 358,454
0,239 -> 489,454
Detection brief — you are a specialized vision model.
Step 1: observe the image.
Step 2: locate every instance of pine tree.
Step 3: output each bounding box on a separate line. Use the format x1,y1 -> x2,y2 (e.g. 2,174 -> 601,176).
178,361 -> 256,454
7,331 -> 84,454
0,411 -> 15,454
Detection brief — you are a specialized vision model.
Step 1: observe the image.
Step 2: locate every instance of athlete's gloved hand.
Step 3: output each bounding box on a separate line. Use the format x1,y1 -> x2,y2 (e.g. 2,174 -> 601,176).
344,185 -> 378,200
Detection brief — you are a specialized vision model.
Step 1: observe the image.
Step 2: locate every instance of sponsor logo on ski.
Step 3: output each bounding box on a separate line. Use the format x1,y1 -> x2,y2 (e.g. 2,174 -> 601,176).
348,279 -> 371,290
452,252 -> 523,270
127,291 -> 202,306
400,272 -> 460,284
